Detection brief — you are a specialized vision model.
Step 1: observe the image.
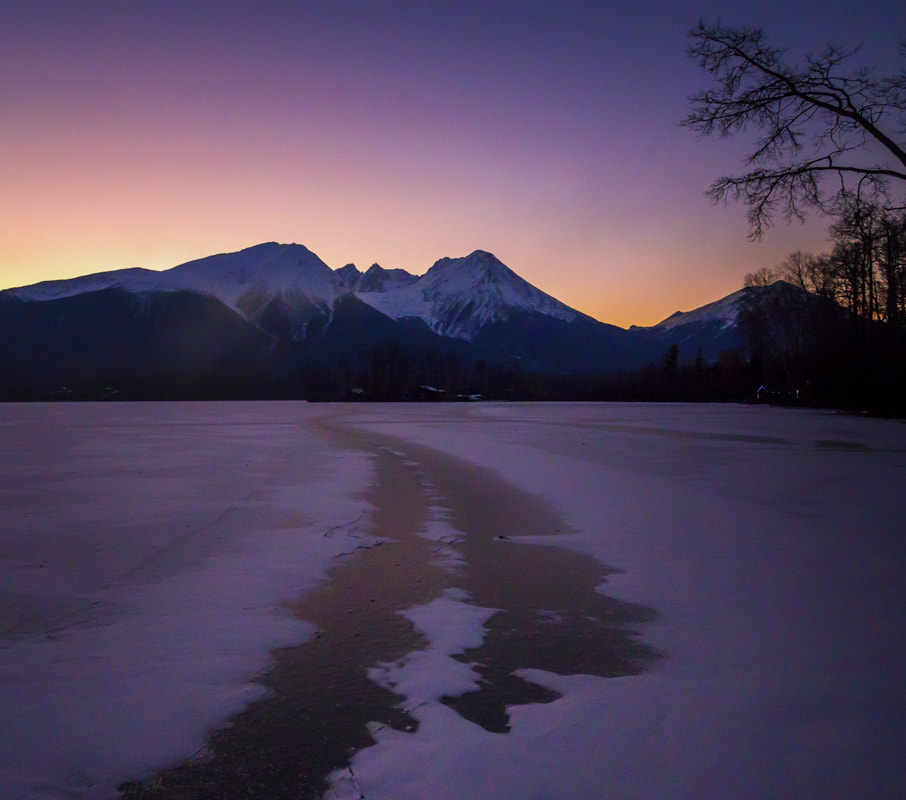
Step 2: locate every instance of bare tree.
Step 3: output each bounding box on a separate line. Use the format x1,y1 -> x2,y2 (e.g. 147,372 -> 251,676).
683,21 -> 906,238
777,250 -> 819,291
743,266 -> 780,288
828,195 -> 906,331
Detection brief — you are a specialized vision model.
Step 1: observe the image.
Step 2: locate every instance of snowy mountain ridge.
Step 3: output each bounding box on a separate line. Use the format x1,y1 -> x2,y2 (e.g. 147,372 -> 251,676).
0,241 -> 780,398
641,286 -> 748,334
359,250 -> 581,340
4,241 -> 760,369
9,266 -> 172,303
336,263 -> 419,293
6,243 -> 581,343
10,243 -> 341,307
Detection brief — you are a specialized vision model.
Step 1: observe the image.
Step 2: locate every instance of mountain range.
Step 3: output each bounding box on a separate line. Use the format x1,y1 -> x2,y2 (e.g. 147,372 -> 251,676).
0,242 -> 755,400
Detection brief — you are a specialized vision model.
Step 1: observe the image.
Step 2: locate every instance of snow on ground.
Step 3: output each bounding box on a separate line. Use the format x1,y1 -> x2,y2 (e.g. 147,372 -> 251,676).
0,402 -> 374,799
326,402 -> 906,800
2,402 -> 905,800
368,589 -> 499,712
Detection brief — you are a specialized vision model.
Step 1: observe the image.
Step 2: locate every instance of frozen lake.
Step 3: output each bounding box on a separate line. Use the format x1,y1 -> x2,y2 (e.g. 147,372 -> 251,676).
1,402 -> 905,799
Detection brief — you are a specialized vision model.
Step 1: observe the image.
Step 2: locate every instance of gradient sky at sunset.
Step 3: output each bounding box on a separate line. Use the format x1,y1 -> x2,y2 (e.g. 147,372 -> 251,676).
2,1 -> 902,327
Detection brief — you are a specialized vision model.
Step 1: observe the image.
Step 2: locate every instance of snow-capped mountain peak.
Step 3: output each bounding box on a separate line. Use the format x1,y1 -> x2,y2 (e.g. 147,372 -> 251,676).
421,250 -> 536,296
165,242 -> 342,310
4,242 -> 585,343
357,249 -> 579,340
8,242 -> 341,311
335,263 -> 362,290
8,267 -> 167,303
645,286 -> 749,333
340,263 -> 419,293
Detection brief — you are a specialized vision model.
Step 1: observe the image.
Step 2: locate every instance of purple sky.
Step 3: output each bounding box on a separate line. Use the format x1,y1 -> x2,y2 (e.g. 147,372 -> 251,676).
1,1 -> 902,326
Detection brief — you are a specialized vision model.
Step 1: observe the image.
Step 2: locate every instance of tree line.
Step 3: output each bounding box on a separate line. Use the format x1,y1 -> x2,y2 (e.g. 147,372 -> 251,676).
684,20 -> 906,413
740,198 -> 906,411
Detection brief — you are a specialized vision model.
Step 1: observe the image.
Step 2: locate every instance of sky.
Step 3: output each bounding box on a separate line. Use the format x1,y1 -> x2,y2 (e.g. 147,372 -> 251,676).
1,1 -> 903,327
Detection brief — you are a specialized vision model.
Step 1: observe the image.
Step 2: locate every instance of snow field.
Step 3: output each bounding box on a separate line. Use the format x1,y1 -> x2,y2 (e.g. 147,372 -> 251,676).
0,402 -> 376,799
324,402 -> 906,799
1,402 -> 904,799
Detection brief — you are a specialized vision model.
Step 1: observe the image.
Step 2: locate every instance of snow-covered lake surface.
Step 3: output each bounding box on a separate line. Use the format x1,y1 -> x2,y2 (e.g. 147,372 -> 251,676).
2,402 -> 905,799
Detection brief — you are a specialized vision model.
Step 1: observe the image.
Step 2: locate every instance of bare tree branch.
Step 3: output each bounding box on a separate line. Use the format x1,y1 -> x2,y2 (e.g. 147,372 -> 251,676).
683,21 -> 906,238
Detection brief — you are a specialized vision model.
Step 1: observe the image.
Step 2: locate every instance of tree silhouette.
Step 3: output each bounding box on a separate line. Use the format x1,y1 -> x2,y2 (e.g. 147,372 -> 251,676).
683,21 -> 906,237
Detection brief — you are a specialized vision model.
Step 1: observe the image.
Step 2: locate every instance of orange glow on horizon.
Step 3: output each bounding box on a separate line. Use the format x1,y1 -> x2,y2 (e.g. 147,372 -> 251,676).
1,2 -> 885,329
